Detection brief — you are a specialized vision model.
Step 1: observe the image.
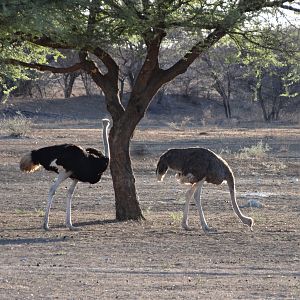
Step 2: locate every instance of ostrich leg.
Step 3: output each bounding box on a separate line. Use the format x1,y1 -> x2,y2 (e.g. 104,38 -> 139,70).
193,179 -> 216,233
66,179 -> 79,231
181,184 -> 198,230
44,171 -> 72,230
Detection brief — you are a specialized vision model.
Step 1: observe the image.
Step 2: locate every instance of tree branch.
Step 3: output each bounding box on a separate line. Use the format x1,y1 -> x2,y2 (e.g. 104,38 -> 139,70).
93,47 -> 119,81
5,58 -> 83,73
238,0 -> 297,12
229,30 -> 299,53
160,26 -> 228,85
78,50 -> 125,119
159,0 -> 296,85
14,33 -> 74,50
281,4 -> 300,12
86,0 -> 99,36
132,28 -> 166,96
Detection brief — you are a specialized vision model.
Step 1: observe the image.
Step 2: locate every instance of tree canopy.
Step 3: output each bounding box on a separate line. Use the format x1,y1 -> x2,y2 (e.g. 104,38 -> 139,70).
1,1 -> 299,77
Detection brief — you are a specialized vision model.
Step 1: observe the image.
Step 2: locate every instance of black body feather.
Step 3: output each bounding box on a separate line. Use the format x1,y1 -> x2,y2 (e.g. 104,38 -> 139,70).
31,144 -> 109,184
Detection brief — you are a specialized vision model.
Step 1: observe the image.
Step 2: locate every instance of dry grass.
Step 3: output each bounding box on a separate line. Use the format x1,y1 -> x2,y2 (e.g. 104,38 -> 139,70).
167,116 -> 193,131
0,114 -> 33,137
237,140 -> 270,159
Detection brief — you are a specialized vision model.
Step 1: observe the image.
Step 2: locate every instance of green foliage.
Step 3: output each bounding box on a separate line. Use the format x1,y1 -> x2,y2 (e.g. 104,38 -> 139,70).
0,0 -> 298,91
0,1 -> 295,51
0,64 -> 26,101
231,25 -> 300,115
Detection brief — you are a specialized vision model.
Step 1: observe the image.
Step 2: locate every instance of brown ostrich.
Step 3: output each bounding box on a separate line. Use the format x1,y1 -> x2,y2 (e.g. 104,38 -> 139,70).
156,147 -> 253,232
20,119 -> 110,231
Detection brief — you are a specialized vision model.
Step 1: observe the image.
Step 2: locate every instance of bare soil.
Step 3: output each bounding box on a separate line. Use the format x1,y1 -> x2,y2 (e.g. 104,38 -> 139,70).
0,97 -> 299,299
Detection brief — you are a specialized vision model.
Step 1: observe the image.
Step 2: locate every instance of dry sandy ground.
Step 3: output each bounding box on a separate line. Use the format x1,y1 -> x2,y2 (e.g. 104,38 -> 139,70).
0,97 -> 299,299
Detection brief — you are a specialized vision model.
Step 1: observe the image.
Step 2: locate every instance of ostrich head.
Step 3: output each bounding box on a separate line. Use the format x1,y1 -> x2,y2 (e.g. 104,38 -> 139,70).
156,156 -> 168,181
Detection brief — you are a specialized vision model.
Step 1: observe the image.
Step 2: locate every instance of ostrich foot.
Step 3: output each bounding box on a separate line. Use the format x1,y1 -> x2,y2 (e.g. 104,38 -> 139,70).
43,223 -> 50,231
67,224 -> 80,231
202,224 -> 217,233
181,222 -> 192,231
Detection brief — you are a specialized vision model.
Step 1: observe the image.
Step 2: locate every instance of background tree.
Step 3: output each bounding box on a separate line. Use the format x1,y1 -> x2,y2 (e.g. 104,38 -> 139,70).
0,0 -> 298,221
201,44 -> 240,119
238,26 -> 300,121
54,50 -> 82,98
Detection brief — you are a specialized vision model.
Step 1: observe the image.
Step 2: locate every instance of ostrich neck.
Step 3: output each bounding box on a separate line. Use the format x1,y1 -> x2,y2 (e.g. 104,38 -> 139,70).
102,125 -> 110,159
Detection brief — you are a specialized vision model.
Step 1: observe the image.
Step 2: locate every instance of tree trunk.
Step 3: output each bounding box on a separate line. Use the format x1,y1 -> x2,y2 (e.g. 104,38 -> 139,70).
81,73 -> 92,96
226,73 -> 232,119
275,97 -> 283,120
216,83 -> 231,119
79,26 -> 232,222
259,97 -> 269,121
63,73 -> 78,98
222,96 -> 231,119
109,119 -> 144,220
256,82 -> 270,122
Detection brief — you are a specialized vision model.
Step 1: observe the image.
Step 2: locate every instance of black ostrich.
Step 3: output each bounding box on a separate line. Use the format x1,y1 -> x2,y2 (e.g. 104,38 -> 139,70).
156,148 -> 253,232
20,119 -> 110,231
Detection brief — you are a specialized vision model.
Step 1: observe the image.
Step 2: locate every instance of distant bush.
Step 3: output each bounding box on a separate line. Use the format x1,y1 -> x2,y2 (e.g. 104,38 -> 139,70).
168,116 -> 192,131
237,141 -> 270,159
0,113 -> 33,137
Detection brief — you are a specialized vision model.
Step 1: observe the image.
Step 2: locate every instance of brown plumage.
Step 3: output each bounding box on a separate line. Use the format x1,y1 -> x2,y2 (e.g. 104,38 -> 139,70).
156,147 -> 253,232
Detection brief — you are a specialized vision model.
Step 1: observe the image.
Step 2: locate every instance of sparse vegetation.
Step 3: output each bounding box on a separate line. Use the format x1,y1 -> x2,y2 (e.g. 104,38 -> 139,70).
168,116 -> 193,131
0,106 -> 298,299
237,141 -> 270,159
169,211 -> 183,223
15,208 -> 26,214
34,208 -> 45,217
262,160 -> 287,172
219,147 -> 232,156
54,251 -> 67,256
0,114 -> 33,137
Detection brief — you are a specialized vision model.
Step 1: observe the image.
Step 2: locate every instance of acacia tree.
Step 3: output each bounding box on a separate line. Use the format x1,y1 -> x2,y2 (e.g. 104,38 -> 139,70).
0,0 -> 298,220
202,46 -> 238,119
238,27 -> 300,121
